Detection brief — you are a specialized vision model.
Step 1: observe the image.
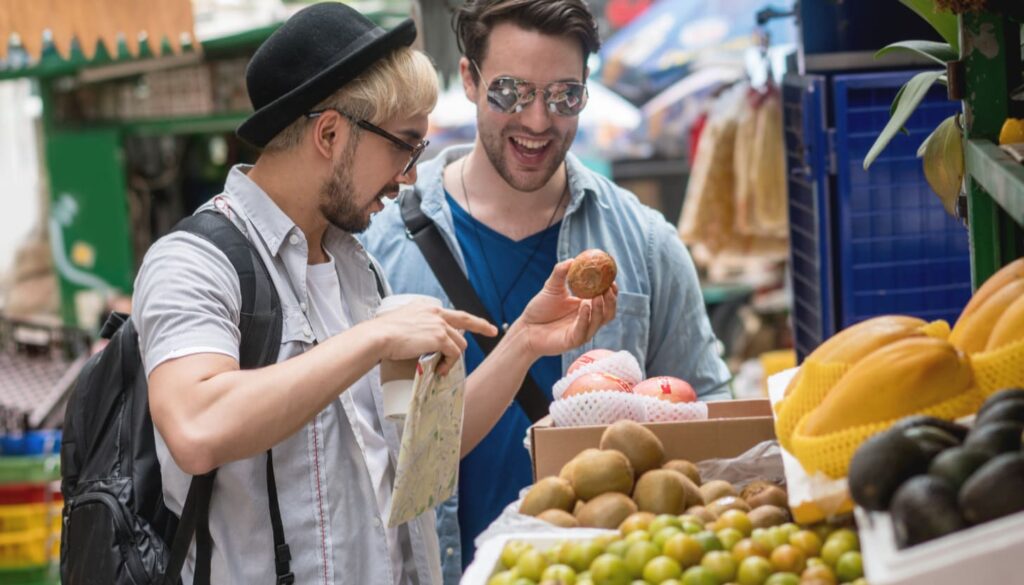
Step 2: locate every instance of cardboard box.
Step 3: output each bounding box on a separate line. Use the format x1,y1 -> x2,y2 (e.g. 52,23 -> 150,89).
530,399 -> 776,480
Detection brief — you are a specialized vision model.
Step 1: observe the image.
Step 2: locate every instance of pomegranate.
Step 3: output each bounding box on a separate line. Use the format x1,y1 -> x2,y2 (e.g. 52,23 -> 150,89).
632,376 -> 697,403
561,372 -> 633,398
567,349 -> 616,375
567,249 -> 617,299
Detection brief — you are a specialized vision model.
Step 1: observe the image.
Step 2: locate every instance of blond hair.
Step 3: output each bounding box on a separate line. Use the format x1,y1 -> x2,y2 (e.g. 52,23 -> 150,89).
264,47 -> 439,152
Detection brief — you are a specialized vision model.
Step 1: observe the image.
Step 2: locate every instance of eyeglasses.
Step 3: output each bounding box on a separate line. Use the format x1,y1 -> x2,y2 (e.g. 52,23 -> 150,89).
471,61 -> 588,117
305,108 -> 429,176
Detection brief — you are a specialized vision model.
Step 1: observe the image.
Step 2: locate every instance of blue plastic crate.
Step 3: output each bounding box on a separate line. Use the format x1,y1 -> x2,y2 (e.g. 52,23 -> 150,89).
784,70 -> 972,360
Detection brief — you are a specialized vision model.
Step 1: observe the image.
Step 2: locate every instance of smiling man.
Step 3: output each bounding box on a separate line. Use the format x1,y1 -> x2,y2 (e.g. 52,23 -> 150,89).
361,0 -> 733,581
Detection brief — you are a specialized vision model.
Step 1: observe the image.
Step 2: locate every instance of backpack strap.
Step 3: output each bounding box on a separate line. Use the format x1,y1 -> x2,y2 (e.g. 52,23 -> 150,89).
399,190 -> 551,423
162,210 -> 292,585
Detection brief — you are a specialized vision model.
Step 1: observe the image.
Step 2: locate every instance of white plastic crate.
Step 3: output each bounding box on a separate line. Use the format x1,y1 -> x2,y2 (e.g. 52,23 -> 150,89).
857,506 -> 1024,584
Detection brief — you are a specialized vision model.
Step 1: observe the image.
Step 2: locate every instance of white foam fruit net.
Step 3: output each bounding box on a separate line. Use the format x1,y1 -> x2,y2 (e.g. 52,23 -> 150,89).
549,351 -> 709,427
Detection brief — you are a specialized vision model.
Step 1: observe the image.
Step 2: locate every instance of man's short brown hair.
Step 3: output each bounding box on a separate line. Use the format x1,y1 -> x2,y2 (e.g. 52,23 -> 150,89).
452,0 -> 601,83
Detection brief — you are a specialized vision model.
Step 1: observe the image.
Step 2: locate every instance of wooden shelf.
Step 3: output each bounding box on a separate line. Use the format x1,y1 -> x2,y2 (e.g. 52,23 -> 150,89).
965,140 -> 1024,227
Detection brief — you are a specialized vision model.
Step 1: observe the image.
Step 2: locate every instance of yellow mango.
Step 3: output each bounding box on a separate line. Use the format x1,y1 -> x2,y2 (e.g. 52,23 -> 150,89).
801,337 -> 973,436
950,278 -> 1024,354
957,258 -> 1024,323
986,294 -> 1024,351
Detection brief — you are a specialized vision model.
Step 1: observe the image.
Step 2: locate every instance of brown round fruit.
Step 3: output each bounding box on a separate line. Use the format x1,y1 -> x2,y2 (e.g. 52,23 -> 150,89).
567,249 -> 617,298
537,508 -> 580,528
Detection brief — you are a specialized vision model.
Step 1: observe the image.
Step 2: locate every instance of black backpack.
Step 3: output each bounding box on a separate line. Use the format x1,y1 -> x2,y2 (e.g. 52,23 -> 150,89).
60,211 -> 294,585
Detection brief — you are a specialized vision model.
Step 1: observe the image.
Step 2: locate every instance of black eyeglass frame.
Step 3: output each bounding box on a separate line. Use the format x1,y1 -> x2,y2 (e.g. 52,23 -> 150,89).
305,108 -> 429,176
469,60 -> 589,118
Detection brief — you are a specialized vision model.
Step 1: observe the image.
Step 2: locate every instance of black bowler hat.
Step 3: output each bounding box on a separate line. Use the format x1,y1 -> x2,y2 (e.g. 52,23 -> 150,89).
236,2 -> 417,148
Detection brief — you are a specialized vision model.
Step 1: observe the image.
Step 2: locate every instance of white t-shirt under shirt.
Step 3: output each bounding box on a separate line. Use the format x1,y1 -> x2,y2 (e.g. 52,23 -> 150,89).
305,256 -> 405,585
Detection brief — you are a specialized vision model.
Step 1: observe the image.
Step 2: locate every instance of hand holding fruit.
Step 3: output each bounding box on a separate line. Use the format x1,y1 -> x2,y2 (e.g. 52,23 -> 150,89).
513,259 -> 618,359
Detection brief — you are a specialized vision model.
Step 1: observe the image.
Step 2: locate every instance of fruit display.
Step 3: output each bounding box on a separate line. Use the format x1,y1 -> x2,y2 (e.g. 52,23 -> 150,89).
848,389 -> 1024,549
488,510 -> 865,584
632,377 -> 698,404
568,249 -> 617,299
773,258 -> 1024,480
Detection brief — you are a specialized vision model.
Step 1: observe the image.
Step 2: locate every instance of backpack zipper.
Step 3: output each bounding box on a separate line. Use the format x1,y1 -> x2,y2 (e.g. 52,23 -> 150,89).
72,492 -> 152,584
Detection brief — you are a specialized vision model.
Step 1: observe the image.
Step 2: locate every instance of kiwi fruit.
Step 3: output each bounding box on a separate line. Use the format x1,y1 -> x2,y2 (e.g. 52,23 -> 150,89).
748,505 -> 790,528
685,505 -> 717,524
571,449 -> 635,500
519,477 -> 576,516
745,483 -> 782,510
633,470 -> 689,515
699,480 -> 737,505
663,459 -> 702,485
560,448 -> 601,482
575,492 -> 638,529
740,480 -> 776,501
537,509 -> 579,528
706,495 -> 752,517
600,420 -> 665,476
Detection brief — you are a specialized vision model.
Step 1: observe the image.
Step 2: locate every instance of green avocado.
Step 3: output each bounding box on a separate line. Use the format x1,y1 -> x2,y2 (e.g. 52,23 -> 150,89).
848,429 -> 931,511
975,399 -> 1024,428
959,453 -> 1024,525
902,425 -> 961,459
928,447 -> 991,492
890,476 -> 965,548
977,388 -> 1024,418
892,415 -> 969,442
963,421 -> 1024,457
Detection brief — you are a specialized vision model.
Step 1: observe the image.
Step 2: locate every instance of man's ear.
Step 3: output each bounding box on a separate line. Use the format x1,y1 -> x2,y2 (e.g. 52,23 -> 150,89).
311,112 -> 346,160
460,57 -> 478,104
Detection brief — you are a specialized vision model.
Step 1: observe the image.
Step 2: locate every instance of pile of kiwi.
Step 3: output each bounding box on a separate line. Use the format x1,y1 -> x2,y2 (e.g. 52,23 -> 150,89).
519,420 -> 791,531
848,387 -> 1024,549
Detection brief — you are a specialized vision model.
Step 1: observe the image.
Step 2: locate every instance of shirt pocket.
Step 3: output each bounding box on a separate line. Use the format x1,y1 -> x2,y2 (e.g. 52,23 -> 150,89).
276,305 -> 315,360
590,291 -> 651,369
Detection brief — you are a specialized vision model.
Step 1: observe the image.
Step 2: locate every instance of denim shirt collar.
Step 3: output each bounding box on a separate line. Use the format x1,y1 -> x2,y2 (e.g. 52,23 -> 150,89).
414,145 -> 607,228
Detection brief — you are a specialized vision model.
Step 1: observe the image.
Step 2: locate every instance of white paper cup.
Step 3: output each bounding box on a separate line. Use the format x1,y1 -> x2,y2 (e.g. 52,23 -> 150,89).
375,294 -> 443,419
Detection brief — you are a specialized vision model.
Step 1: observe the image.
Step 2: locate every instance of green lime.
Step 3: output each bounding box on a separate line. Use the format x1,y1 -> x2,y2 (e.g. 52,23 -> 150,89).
835,551 -> 864,582
681,566 -> 720,585
663,533 -> 704,568
653,526 -> 685,550
590,553 -> 632,585
700,550 -> 737,582
515,548 -> 548,581
542,563 -> 577,584
736,556 -> 772,585
716,527 -> 744,551
501,541 -> 531,569
487,569 -> 519,585
649,514 -> 685,534
624,541 -> 661,578
643,555 -> 683,583
692,531 -> 725,552
763,572 -> 800,585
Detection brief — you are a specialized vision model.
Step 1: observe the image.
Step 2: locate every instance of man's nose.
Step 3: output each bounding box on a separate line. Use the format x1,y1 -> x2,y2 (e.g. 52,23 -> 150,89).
518,94 -> 553,133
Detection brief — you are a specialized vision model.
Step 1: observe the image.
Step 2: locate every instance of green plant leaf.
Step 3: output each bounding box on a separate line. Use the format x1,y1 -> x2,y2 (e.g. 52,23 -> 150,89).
899,0 -> 959,53
864,70 -> 945,170
891,83 -> 911,136
876,40 -> 957,66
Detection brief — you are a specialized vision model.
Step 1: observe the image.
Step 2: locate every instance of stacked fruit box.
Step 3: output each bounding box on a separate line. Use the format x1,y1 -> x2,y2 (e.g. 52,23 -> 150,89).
0,432 -> 62,585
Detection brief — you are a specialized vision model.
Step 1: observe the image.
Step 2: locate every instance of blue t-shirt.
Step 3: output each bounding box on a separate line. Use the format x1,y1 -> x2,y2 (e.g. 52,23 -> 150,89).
446,192 -> 562,566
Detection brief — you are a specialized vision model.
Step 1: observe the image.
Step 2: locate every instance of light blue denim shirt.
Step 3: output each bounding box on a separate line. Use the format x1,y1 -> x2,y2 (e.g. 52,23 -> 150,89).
361,145 -> 732,583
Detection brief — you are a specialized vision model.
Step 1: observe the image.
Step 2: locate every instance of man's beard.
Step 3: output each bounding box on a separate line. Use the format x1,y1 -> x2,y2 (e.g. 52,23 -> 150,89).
479,123 -> 574,192
319,160 -> 372,233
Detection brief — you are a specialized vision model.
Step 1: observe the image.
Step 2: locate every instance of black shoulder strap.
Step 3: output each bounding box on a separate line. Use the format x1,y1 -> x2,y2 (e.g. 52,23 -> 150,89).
400,191 -> 550,423
163,210 -> 293,585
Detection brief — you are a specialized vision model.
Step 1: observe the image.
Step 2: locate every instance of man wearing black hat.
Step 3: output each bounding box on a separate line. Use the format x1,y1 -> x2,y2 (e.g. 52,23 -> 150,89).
132,2 -> 616,583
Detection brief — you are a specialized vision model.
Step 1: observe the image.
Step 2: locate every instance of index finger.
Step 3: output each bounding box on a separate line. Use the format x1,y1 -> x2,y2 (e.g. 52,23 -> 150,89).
440,308 -> 498,337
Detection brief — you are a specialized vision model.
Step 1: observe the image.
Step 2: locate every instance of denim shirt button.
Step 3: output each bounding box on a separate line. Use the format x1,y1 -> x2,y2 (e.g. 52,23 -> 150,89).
374,517 -> 382,528
446,547 -> 454,557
